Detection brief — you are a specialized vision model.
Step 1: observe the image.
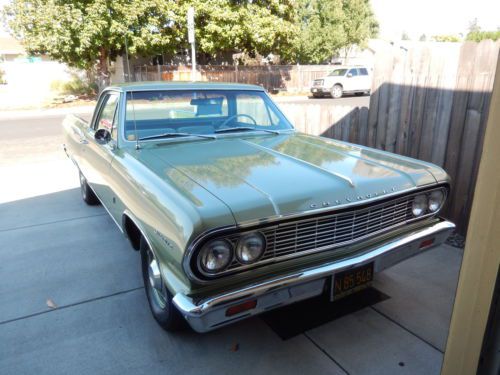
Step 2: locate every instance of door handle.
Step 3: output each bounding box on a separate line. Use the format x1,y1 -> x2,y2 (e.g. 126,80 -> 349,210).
79,139 -> 89,144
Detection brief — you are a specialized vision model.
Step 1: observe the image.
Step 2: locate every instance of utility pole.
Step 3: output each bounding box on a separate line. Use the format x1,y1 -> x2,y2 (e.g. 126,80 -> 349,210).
187,7 -> 196,81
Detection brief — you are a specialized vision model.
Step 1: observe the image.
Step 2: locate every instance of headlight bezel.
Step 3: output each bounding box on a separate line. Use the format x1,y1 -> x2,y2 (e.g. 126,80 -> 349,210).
411,187 -> 448,218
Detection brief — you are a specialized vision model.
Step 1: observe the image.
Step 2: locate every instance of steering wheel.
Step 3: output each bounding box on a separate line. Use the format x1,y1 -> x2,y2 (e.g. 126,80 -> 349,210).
220,113 -> 257,128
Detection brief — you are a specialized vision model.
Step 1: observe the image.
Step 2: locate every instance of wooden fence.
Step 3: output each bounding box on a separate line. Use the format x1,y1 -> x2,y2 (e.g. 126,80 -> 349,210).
134,41 -> 499,234
280,41 -> 500,234
134,64 -> 334,92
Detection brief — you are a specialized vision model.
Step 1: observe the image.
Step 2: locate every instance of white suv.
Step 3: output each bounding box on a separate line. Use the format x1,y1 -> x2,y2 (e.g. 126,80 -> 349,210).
310,66 -> 371,99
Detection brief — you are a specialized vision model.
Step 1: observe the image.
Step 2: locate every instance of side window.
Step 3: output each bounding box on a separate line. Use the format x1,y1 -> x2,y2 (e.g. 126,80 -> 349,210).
348,69 -> 358,77
95,94 -> 119,136
358,68 -> 369,76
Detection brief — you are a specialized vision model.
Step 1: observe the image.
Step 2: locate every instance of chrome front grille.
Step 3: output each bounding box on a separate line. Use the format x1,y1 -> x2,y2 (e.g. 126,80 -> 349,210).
225,193 -> 418,271
313,79 -> 324,86
189,187 -> 448,280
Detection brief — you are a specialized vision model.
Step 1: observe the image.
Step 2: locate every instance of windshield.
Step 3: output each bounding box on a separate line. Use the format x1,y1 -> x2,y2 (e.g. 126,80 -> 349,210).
328,69 -> 347,77
124,89 -> 293,141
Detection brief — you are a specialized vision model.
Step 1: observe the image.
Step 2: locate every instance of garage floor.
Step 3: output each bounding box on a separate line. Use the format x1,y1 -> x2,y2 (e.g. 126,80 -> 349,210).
0,112 -> 463,375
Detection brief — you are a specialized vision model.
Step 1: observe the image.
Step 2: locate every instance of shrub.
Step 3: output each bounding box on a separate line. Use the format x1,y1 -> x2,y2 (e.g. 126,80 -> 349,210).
61,75 -> 97,97
51,74 -> 97,98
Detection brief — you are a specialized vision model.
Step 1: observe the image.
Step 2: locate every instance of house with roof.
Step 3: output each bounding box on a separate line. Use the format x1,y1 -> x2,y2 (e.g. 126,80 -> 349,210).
0,36 -> 25,62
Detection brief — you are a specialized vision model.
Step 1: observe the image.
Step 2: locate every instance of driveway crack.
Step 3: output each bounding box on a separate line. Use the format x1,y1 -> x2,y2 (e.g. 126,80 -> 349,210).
0,286 -> 144,326
0,213 -> 108,233
303,331 -> 350,374
370,306 -> 444,353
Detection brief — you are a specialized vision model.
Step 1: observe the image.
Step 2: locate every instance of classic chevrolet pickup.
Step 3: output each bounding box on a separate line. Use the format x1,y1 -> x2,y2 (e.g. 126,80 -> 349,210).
62,82 -> 455,332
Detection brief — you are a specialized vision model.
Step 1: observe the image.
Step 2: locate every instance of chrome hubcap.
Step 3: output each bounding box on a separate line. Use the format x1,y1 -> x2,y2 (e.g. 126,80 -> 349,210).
146,249 -> 167,309
148,258 -> 162,291
80,174 -> 86,198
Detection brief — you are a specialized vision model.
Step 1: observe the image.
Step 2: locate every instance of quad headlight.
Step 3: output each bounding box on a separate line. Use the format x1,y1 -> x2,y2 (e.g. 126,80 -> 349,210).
412,188 -> 447,217
236,232 -> 266,264
412,194 -> 428,217
428,190 -> 445,212
197,231 -> 267,275
199,239 -> 233,273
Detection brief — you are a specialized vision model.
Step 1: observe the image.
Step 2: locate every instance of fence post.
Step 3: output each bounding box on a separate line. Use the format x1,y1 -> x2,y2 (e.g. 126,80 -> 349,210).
298,64 -> 302,92
157,65 -> 161,81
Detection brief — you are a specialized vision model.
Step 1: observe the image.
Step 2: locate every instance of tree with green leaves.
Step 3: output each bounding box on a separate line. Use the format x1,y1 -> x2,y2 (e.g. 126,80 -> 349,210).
464,18 -> 500,42
341,0 -> 378,60
2,0 -> 297,89
3,0 -> 181,90
293,0 -> 345,64
432,34 -> 461,42
292,0 -> 378,64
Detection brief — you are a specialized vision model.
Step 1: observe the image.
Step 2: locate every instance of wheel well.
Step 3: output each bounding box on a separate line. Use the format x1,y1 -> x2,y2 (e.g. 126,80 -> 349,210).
123,215 -> 141,251
333,83 -> 343,89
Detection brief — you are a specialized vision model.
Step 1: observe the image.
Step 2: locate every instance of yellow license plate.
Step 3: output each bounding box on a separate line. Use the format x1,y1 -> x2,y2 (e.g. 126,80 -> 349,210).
330,263 -> 374,301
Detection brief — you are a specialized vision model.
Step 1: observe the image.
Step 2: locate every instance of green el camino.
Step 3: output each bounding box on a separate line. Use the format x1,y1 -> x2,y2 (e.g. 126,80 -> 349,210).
62,82 -> 455,332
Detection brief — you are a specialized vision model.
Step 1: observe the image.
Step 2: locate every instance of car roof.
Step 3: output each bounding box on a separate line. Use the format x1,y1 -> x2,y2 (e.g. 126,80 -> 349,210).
329,66 -> 367,69
106,81 -> 266,92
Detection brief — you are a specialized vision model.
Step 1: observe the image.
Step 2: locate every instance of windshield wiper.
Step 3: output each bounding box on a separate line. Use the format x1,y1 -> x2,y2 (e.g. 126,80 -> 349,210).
139,132 -> 216,141
215,126 -> 280,135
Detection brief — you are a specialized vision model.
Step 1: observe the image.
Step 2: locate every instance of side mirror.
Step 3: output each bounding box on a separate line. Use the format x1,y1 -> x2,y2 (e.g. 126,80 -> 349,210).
347,73 -> 353,78
95,128 -> 111,144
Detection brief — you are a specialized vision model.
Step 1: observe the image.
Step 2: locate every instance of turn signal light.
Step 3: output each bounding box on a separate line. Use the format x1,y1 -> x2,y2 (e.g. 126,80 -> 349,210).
225,300 -> 257,317
419,238 -> 435,249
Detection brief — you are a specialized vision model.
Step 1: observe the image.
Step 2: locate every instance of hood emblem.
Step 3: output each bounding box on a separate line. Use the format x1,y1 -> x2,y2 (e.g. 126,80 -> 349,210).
309,186 -> 398,209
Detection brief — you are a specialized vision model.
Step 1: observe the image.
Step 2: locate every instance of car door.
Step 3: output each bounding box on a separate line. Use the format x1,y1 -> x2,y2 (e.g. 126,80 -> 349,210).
79,91 -> 120,207
357,68 -> 371,91
345,68 -> 361,92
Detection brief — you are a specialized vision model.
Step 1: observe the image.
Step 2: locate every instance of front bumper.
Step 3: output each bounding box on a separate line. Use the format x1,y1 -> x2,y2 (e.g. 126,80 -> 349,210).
311,87 -> 329,94
173,219 -> 455,333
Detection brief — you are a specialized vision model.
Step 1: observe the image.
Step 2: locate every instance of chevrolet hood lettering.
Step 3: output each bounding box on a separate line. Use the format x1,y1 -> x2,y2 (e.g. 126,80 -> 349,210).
135,133 -> 443,224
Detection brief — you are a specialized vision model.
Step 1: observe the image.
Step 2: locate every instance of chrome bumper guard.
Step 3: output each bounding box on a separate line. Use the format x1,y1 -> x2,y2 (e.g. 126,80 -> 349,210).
173,220 -> 455,333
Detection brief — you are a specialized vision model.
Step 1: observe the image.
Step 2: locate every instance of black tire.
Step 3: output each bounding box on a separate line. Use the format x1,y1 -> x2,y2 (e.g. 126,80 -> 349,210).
331,84 -> 343,99
141,238 -> 185,331
79,171 -> 100,205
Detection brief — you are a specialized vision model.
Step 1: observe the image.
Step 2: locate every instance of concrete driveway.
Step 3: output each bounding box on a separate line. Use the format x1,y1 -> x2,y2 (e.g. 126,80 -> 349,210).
0,112 -> 461,375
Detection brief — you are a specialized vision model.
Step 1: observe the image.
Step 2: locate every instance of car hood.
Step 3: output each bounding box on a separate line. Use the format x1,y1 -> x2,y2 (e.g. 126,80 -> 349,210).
135,133 -> 445,225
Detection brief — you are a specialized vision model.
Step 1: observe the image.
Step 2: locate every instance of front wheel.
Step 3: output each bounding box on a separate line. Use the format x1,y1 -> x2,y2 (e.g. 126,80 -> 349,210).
331,84 -> 343,99
79,172 -> 99,205
141,238 -> 184,331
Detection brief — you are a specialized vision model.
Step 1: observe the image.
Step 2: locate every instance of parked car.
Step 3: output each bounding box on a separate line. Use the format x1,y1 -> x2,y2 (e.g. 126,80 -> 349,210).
311,66 -> 371,98
62,82 -> 454,333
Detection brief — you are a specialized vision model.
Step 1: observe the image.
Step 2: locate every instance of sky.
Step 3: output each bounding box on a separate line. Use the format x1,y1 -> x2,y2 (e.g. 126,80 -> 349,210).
371,0 -> 499,40
0,0 -> 499,40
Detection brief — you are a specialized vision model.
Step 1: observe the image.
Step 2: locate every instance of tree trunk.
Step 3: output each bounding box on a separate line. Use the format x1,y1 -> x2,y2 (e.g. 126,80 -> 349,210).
97,47 -> 110,93
344,45 -> 352,65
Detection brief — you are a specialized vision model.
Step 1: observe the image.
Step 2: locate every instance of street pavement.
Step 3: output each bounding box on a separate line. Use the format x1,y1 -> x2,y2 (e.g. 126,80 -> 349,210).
0,107 -> 460,375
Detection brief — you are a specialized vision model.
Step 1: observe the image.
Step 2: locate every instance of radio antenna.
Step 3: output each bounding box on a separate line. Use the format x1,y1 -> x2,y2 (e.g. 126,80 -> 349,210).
124,32 -> 132,82
129,91 -> 140,150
